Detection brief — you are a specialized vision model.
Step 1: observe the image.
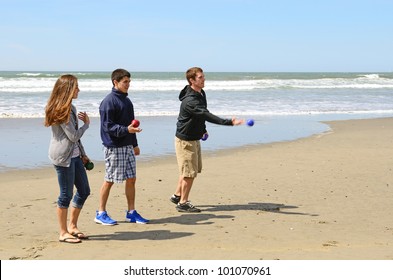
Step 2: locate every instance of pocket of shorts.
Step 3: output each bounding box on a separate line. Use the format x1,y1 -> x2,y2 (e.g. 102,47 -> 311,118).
181,141 -> 193,150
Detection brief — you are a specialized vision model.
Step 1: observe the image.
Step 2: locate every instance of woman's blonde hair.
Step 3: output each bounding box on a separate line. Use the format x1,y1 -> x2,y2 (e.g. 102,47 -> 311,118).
44,74 -> 78,126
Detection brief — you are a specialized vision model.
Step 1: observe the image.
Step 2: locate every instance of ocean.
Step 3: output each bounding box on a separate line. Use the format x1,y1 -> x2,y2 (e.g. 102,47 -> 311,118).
1,71 -> 393,118
1,71 -> 393,171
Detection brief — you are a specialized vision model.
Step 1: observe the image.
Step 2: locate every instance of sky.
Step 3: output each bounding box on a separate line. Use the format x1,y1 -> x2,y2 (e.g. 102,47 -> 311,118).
0,0 -> 392,72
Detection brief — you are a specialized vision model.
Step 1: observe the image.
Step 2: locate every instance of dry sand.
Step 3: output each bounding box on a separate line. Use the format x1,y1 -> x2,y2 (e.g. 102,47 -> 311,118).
1,117 -> 392,260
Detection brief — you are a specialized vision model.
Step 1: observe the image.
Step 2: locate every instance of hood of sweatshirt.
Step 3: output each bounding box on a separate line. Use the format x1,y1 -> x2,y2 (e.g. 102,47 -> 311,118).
178,85 -> 205,101
179,85 -> 190,101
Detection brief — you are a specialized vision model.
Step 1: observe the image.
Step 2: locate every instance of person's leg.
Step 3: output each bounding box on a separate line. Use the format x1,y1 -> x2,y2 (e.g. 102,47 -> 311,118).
173,137 -> 193,202
100,147 -> 116,212
99,181 -> 114,212
169,175 -> 183,204
125,177 -> 136,211
124,146 -> 149,223
68,207 -> 81,234
94,147 -> 118,225
69,157 -> 90,236
124,145 -> 137,211
55,162 -> 80,242
57,207 -> 79,242
176,175 -> 200,212
174,138 -> 200,201
173,138 -> 201,212
57,206 -> 68,237
179,176 -> 194,204
174,175 -> 183,197
94,180 -> 117,225
125,177 -> 149,223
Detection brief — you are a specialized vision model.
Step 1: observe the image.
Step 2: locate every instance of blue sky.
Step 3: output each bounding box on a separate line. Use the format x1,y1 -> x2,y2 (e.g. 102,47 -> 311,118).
1,0 -> 392,72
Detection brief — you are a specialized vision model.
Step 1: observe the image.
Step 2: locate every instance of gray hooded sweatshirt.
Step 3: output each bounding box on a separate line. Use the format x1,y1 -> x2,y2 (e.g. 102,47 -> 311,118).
48,105 -> 89,167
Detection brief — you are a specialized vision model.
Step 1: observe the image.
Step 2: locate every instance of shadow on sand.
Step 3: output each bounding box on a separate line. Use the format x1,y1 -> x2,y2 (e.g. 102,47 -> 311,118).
89,202 -> 316,241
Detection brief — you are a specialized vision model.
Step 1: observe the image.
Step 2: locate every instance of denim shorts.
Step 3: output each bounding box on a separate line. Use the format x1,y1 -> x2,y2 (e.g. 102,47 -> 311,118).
104,145 -> 136,183
54,156 -> 91,208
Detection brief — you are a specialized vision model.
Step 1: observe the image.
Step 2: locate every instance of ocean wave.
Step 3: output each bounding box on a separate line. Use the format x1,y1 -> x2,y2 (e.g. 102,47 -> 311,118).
3,109 -> 393,119
16,72 -> 42,77
0,72 -> 393,94
356,74 -> 380,79
1,76 -> 393,93
2,72 -> 393,119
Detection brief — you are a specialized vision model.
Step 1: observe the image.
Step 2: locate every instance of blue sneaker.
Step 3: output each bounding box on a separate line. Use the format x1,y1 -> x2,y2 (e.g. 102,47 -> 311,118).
94,211 -> 117,225
125,210 -> 149,224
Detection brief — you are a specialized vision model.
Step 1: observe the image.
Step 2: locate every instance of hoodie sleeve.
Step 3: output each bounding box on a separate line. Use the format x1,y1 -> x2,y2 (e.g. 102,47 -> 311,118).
60,121 -> 89,142
60,107 -> 89,143
186,98 -> 233,126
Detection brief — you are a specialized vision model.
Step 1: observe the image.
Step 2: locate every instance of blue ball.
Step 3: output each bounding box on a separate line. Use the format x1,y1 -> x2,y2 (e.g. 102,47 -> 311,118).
247,119 -> 254,126
201,133 -> 209,141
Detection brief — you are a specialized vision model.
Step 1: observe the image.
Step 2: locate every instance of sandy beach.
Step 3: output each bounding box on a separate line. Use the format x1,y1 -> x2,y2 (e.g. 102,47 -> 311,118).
1,117 -> 392,260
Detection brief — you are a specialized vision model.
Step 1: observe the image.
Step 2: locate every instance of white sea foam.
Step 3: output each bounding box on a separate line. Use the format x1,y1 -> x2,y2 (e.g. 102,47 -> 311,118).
1,72 -> 393,118
357,74 -> 380,79
1,74 -> 393,93
16,72 -> 42,77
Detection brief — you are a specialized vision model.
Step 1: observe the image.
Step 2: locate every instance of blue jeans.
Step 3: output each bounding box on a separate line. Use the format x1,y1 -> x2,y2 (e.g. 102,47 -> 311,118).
54,157 -> 90,209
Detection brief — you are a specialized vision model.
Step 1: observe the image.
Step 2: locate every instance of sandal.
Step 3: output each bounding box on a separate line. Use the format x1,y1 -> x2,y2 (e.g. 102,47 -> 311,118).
59,237 -> 81,244
71,232 -> 89,240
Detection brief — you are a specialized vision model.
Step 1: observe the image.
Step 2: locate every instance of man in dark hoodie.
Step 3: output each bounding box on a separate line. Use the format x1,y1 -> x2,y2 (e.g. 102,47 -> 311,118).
170,67 -> 244,212
95,69 -> 149,225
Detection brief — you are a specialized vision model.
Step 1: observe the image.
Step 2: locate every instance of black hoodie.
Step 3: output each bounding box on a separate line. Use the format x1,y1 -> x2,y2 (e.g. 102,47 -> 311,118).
175,85 -> 233,141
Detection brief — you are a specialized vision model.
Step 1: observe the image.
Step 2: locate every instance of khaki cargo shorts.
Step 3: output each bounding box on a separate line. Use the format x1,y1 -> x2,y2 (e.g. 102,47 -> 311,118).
175,137 -> 202,178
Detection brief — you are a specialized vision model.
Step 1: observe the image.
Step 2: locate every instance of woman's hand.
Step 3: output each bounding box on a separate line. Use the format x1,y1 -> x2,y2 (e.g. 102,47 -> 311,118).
81,155 -> 90,164
78,112 -> 90,125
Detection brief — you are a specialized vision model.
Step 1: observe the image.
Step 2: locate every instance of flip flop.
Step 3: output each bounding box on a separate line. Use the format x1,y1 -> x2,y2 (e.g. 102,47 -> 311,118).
71,232 -> 89,240
59,237 -> 81,244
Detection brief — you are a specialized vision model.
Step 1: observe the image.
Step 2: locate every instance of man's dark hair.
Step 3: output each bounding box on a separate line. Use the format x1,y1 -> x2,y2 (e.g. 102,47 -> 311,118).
111,69 -> 131,85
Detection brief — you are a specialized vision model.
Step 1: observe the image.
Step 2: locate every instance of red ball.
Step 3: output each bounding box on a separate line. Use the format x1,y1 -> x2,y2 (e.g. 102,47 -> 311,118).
131,119 -> 140,128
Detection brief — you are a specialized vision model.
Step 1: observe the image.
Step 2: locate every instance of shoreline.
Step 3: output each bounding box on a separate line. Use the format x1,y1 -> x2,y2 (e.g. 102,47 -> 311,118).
1,117 -> 393,260
0,114 -> 331,172
2,113 -> 392,172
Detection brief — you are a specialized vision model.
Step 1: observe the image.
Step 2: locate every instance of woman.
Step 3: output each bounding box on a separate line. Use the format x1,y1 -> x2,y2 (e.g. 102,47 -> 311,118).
45,74 -> 91,244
